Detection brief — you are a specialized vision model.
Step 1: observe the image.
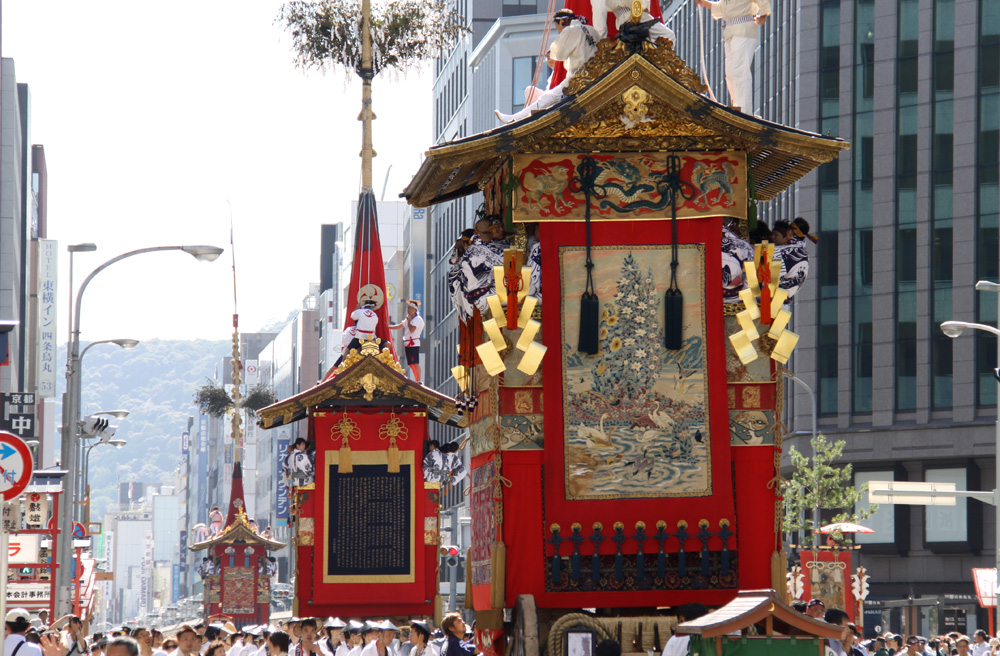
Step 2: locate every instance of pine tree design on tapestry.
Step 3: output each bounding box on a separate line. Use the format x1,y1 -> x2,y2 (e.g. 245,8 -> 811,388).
592,252 -> 662,405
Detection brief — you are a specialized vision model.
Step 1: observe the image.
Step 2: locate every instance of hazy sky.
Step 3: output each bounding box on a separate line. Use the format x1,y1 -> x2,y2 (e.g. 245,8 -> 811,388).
4,1 -> 433,344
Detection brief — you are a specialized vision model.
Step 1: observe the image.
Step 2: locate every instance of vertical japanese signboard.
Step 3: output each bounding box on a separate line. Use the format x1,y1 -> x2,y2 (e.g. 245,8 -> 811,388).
276,433 -> 290,525
36,240 -> 58,398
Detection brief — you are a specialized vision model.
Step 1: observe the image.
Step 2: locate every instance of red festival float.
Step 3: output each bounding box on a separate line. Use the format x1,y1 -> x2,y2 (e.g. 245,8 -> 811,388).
260,5 -> 848,655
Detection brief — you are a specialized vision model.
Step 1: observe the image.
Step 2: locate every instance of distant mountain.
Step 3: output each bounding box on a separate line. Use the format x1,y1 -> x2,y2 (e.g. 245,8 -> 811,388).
55,339 -> 229,521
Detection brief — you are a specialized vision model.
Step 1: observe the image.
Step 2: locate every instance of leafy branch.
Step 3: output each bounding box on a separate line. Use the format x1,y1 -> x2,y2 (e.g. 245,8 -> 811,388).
783,434 -> 877,541
193,380 -> 277,418
277,0 -> 470,76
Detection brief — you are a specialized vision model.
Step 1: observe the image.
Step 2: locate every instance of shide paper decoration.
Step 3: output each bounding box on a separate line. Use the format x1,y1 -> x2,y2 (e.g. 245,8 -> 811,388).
727,241 -> 800,365
450,248 -> 546,386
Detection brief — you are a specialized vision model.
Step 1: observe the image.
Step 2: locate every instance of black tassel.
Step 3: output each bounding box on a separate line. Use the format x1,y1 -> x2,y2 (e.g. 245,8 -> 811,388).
575,157 -> 602,355
579,292 -> 600,354
664,289 -> 683,350
663,153 -> 695,351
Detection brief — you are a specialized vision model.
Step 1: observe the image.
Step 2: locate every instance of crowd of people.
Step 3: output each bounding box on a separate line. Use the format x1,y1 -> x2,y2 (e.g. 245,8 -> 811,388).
4,613 -> 480,656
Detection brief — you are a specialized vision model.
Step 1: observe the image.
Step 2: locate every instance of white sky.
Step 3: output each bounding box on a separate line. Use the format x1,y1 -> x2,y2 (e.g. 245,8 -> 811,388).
3,0 -> 433,343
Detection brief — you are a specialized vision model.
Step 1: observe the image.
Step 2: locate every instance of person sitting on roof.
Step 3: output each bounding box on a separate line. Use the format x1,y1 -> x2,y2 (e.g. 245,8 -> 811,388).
494,9 -> 601,124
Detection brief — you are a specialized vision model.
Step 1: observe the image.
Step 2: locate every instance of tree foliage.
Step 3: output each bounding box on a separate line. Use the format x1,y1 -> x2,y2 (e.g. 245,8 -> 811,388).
784,434 -> 877,541
277,0 -> 470,76
194,380 -> 277,417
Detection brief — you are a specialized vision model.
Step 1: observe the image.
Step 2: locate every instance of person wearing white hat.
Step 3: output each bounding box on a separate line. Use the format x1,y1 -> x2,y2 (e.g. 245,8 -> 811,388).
5,609 -> 43,656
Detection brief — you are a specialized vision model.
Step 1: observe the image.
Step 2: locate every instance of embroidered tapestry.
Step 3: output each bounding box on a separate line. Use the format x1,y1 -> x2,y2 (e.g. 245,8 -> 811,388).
560,245 -> 711,499
222,567 -> 255,614
512,152 -> 747,223
469,461 -> 496,586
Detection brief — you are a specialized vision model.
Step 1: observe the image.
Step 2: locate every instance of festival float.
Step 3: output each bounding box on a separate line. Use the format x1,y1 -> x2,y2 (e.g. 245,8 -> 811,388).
259,0 -> 850,653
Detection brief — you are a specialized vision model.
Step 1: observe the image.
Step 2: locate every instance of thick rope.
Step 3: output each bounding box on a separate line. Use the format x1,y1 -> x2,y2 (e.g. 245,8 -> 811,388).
697,6 -> 718,102
531,0 -> 559,92
547,615 -> 614,656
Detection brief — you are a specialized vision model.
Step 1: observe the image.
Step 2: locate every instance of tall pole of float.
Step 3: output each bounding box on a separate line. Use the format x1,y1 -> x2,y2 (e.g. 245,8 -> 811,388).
360,0 -> 375,190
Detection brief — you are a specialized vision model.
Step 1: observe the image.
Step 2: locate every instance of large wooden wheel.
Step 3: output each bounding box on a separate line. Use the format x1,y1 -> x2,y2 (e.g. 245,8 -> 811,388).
506,594 -> 540,656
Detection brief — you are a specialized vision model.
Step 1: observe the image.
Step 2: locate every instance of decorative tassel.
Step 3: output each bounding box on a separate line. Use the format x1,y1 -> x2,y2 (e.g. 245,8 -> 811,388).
579,293 -> 600,354
575,157 -> 601,355
339,442 -> 353,474
387,443 -> 400,473
770,550 -> 784,594
433,593 -> 442,626
663,153 -> 695,350
664,289 -> 683,350
777,550 -> 789,601
490,540 -> 506,609
465,552 -> 475,610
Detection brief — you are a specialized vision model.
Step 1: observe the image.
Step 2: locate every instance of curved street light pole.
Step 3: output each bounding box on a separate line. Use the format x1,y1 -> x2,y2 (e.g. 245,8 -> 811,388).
940,315 -> 1000,636
73,340 -> 138,516
57,245 -> 222,614
784,371 -> 820,549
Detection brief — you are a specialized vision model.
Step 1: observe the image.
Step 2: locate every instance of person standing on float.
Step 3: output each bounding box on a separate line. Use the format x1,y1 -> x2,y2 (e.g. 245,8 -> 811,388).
696,0 -> 770,113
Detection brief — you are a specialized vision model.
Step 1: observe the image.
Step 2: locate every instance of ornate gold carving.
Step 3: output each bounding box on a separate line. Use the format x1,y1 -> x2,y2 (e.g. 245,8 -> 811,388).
727,387 -> 736,408
622,85 -> 650,124
565,38 -> 706,97
360,339 -> 381,357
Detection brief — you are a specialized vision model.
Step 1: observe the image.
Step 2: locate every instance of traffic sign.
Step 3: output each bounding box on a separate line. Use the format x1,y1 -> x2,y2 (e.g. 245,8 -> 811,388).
0,432 -> 32,501
72,523 -> 86,539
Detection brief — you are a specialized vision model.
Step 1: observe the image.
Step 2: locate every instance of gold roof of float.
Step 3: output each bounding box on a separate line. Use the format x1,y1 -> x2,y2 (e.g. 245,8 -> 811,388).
402,39 -> 849,207
257,339 -> 467,429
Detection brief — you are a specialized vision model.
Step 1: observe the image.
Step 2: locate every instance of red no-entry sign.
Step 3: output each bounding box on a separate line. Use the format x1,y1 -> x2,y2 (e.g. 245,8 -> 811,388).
0,431 -> 33,501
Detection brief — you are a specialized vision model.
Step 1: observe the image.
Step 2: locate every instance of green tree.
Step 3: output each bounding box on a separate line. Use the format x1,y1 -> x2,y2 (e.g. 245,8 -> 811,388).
784,434 -> 877,544
277,0 -> 469,76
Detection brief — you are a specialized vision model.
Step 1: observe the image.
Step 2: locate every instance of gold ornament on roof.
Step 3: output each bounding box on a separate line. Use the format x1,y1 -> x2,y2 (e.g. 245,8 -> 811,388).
622,86 -> 650,123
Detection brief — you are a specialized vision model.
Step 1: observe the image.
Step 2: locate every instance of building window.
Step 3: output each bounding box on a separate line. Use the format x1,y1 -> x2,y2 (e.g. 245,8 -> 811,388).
511,56 -> 549,113
977,0 -> 1000,405
817,0 -> 841,416
930,0 -> 955,409
503,0 -> 536,17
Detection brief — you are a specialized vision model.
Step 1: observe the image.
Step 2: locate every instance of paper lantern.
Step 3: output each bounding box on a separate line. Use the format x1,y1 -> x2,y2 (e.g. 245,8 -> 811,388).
728,330 -> 758,364
486,294 -> 504,321
517,341 -> 547,375
736,310 -> 760,341
482,318 -> 507,351
493,266 -> 507,303
518,296 -> 538,329
770,330 -> 800,364
738,289 -> 760,320
516,319 -> 542,351
476,342 -> 506,376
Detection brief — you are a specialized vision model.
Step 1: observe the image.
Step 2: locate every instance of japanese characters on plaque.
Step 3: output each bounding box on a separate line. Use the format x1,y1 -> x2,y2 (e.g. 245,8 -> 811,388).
0,393 -> 35,438
2,498 -> 21,532
327,465 -> 411,577
36,239 -> 58,398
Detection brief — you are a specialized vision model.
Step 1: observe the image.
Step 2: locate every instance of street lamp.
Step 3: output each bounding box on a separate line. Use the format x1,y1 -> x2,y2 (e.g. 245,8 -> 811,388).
784,371 -> 820,549
57,244 -> 223,613
871,284 -> 1000,636
71,340 -> 139,520
81,435 -> 128,525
